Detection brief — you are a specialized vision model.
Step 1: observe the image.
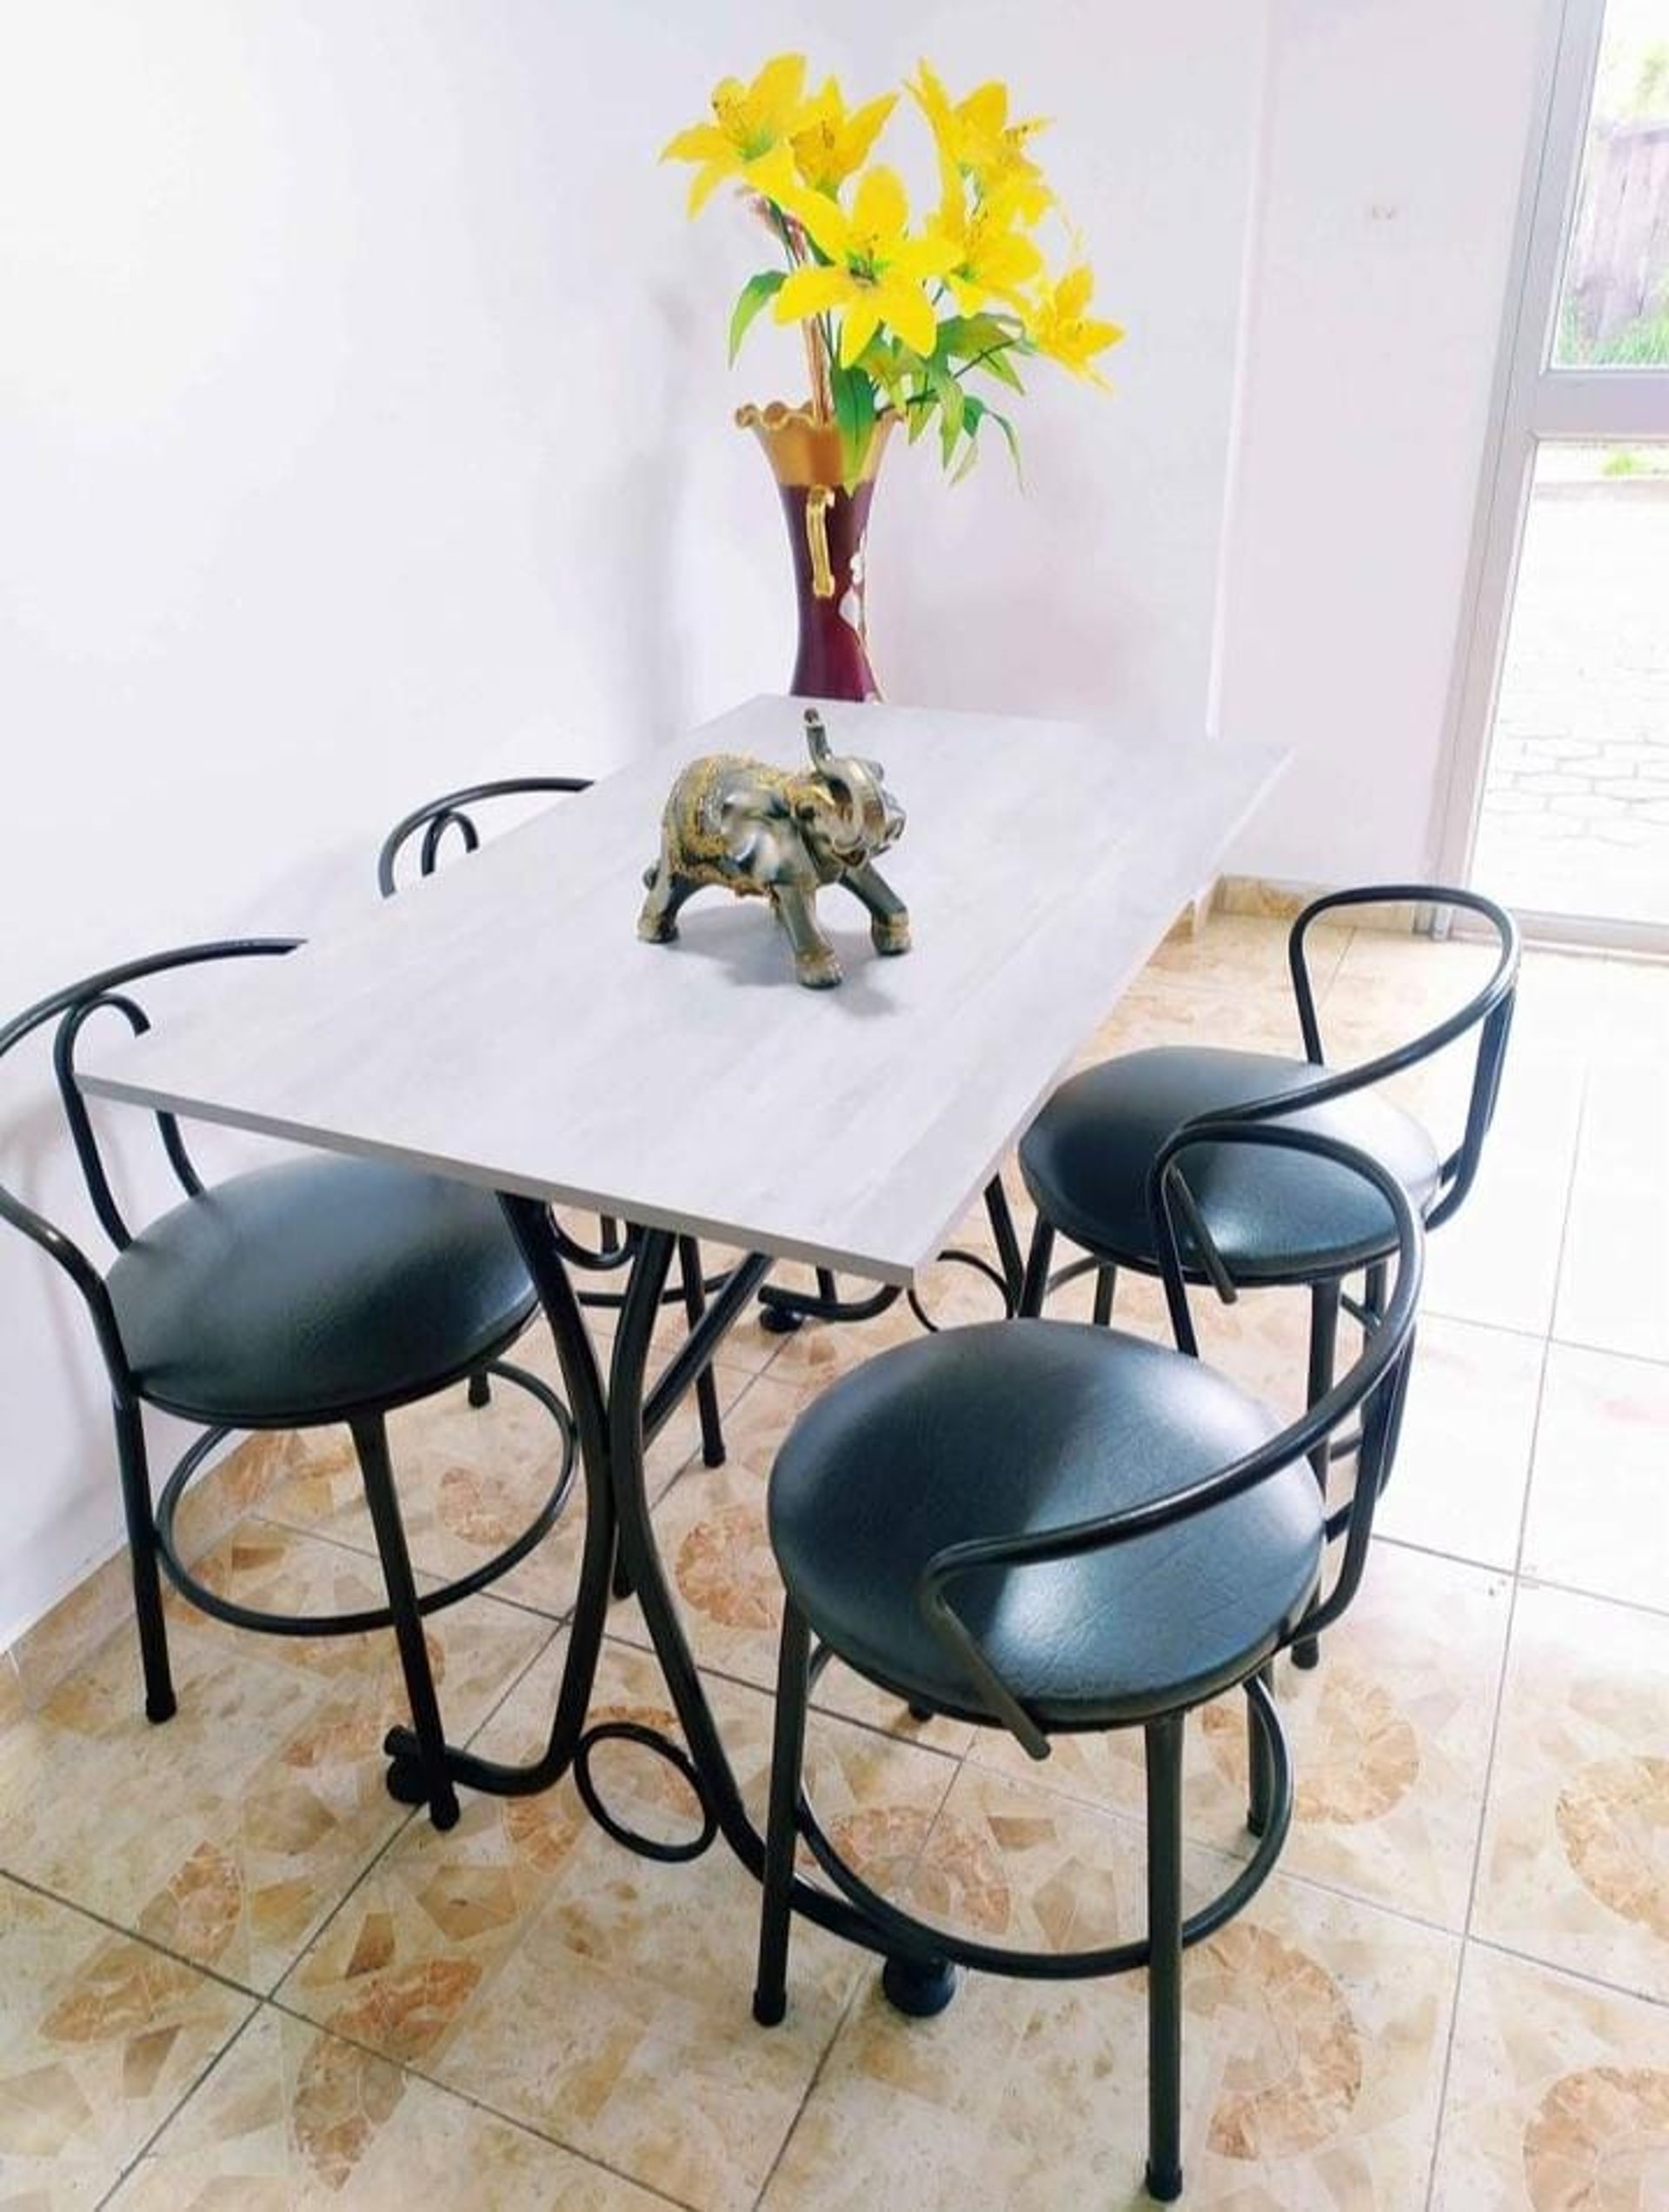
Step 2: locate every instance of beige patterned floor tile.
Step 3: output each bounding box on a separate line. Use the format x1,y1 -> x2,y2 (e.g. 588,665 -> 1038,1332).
1423,1156 -> 1573,1337
1553,1055 -> 1669,1363
763,1761 -> 1459,2210
1555,1186 -> 1669,1367
259,1354 -> 744,1621
0,1874 -> 250,2206
108,2004 -> 672,2209
1520,1344 -> 1669,1613
1144,913 -> 1353,1000
726,1286 -> 926,1390
0,1526 -> 549,1994
1432,1942 -> 1669,2210
967,1542 -> 1508,1932
8,1550 -> 149,1716
1326,925 -> 1506,1027
1476,1582 -> 1669,2001
1373,1316 -> 1544,1569
1071,976 -> 1314,1075
281,1635 -> 959,2211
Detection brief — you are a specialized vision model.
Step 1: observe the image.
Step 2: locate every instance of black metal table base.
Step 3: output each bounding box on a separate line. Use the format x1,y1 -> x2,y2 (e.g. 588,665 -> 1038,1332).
755,1177 -> 1026,1338
379,1204 -> 933,1982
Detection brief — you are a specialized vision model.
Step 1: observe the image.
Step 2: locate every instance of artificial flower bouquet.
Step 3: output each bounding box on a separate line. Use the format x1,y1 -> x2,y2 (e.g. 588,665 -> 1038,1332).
662,54 -> 1123,486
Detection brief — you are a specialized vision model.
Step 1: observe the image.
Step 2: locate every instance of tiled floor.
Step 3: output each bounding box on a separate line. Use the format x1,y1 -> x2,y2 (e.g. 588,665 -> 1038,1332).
2,916 -> 1666,2208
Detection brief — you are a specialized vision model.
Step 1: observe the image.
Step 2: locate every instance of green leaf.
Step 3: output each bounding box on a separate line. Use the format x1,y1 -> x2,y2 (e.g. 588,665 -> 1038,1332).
858,340 -> 908,409
985,405 -> 1025,487
934,312 -> 1016,363
728,271 -> 786,366
950,428 -> 981,483
926,358 -> 964,438
830,359 -> 876,487
979,346 -> 1026,393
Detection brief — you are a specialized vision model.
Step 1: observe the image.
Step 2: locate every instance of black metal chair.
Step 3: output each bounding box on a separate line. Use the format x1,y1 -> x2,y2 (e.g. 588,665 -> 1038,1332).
1017,883 -> 1516,1664
752,1124 -> 1421,2202
377,776 -> 728,1469
0,940 -> 591,1831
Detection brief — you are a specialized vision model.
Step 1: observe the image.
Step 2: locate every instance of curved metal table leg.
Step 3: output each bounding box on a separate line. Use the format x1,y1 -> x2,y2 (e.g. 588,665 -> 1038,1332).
596,1227 -> 919,1956
382,1199 -> 618,1799
756,1176 -> 1024,1336
382,1208 -> 908,1960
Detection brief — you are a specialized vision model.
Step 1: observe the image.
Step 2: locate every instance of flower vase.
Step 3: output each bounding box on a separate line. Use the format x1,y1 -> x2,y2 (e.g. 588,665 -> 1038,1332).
737,402 -> 898,703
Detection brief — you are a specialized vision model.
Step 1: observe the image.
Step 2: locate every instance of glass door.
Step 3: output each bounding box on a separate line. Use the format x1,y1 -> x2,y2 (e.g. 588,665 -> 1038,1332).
1444,0 -> 1669,944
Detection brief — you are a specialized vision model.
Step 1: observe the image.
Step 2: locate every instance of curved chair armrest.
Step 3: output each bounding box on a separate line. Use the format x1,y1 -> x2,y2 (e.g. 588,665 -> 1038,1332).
376,777 -> 594,897
921,1125 -> 1424,1759
0,1182 -> 135,1389
1135,886 -> 1519,1300
0,938 -> 302,1391
1288,883 -> 1520,1220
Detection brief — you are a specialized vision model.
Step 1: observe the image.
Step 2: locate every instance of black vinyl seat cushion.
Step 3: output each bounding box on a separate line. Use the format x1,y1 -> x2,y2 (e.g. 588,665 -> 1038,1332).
106,1156 -> 537,1425
1020,1047 -> 1442,1283
768,1321 -> 1322,1730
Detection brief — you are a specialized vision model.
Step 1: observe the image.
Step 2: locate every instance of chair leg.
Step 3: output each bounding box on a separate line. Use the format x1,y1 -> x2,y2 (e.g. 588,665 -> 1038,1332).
1292,1278 -> 1342,1673
1092,1263 -> 1118,1327
352,1413 -> 459,1831
1144,1710 -> 1186,2203
753,1599 -> 812,2027
1246,1661 -> 1275,1836
466,1369 -> 492,1409
113,1398 -> 176,1723
1018,1216 -> 1055,1317
1362,1260 -> 1393,1496
678,1236 -> 727,1469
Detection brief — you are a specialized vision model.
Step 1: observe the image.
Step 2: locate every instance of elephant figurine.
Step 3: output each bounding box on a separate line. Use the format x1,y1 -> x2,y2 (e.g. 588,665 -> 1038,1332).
637,708 -> 910,989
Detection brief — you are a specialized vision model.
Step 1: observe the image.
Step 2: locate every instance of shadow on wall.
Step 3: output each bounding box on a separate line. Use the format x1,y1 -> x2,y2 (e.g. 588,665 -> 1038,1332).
529,282 -> 698,750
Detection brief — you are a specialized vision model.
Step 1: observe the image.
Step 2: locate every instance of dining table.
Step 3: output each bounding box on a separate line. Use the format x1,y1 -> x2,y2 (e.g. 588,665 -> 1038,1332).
80,691 -> 1284,1995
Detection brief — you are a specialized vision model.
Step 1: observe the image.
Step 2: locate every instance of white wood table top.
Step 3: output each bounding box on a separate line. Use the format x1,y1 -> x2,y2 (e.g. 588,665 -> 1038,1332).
80,696 -> 1284,1283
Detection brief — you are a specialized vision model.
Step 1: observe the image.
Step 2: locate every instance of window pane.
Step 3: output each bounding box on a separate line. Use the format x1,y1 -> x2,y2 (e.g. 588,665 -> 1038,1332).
1473,443 -> 1669,924
1553,0 -> 1669,367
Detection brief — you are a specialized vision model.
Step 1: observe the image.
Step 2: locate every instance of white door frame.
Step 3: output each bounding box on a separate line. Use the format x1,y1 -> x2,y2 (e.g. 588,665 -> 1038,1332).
1433,0 -> 1669,952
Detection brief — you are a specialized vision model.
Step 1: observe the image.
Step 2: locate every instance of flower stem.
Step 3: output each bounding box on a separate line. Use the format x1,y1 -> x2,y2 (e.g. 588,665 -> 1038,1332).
768,206 -> 831,424
804,319 -> 833,424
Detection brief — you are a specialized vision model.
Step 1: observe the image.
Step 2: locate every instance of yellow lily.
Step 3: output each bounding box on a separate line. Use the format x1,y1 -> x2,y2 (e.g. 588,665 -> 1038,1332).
1026,266 -> 1124,385
773,164 -> 958,365
791,78 -> 897,197
934,163 -> 1044,314
911,60 -> 1052,223
662,52 -> 815,216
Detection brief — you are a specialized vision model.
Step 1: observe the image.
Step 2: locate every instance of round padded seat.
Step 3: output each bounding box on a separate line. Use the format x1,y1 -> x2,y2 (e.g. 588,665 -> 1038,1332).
1020,1047 -> 1442,1283
768,1321 -> 1322,1729
106,1156 -> 536,1424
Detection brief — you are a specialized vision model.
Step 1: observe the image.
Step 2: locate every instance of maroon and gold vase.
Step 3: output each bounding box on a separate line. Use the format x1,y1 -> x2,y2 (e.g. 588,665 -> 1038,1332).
737,401 -> 899,703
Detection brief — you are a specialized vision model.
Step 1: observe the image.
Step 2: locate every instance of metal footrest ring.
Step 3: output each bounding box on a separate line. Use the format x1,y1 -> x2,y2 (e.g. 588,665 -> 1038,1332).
793,1670 -> 1293,1989
153,1357 -> 576,1639
573,1721 -> 718,1864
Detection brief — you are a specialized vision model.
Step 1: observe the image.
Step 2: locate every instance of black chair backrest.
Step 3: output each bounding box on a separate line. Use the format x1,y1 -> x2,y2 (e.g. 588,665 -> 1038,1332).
921,1123 -> 1423,1759
0,941 -> 299,1388
1284,883 -> 1519,1229
376,777 -> 592,899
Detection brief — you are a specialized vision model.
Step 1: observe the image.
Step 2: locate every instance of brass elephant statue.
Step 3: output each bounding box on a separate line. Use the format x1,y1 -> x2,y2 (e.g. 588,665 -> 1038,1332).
637,709 -> 910,989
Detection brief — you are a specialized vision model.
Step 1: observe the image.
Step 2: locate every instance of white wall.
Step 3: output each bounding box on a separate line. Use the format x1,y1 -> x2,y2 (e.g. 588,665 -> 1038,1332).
0,1 -> 1263,1642
1215,0 -> 1553,884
